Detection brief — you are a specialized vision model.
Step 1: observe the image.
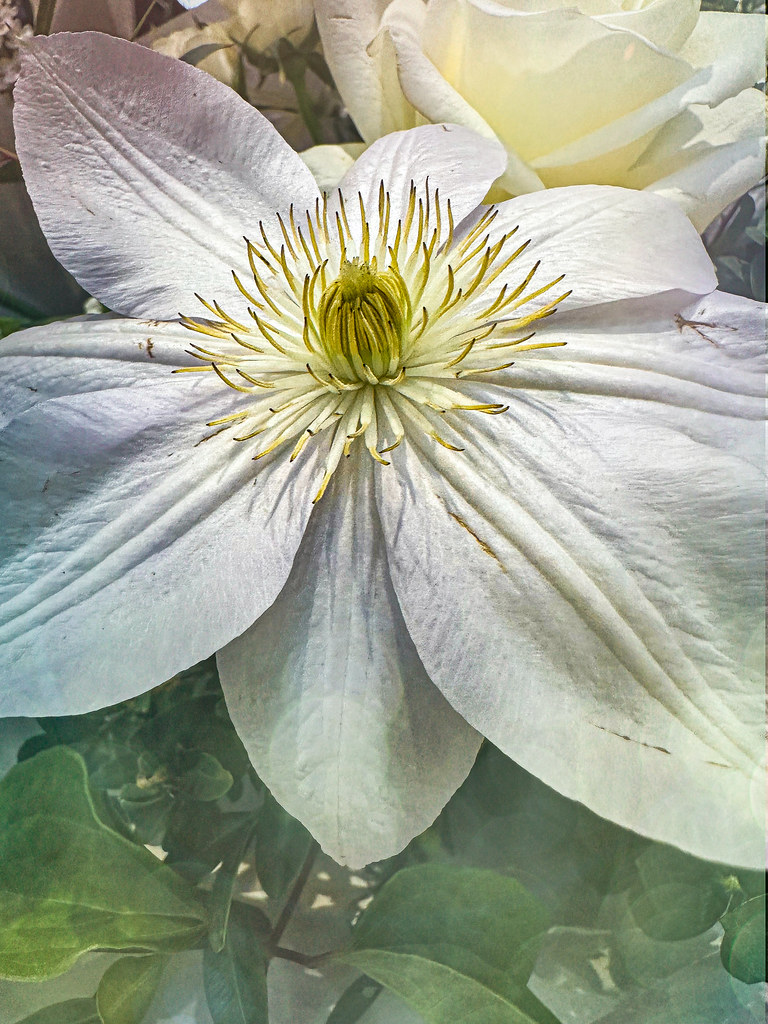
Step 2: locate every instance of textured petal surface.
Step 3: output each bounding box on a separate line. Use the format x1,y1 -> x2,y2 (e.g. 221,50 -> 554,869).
464,186 -> 715,316
217,454 -> 481,868
422,0 -> 696,164
0,317 -> 320,716
376,291 -> 765,867
679,11 -> 767,103
640,91 -> 767,232
315,0 -> 396,140
331,123 -> 507,250
13,33 -> 320,319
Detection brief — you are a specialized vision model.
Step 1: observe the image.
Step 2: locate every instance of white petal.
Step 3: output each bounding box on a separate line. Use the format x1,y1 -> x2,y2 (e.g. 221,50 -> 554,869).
0,94 -> 84,318
300,142 -> 366,191
379,0 -> 545,195
217,453 -> 481,868
13,33 -> 319,319
422,0 -> 697,165
594,0 -> 699,53
473,185 -> 715,315
0,317 -> 320,716
376,291 -> 765,867
331,123 -> 507,254
641,91 -> 767,232
679,12 -> 767,103
314,0 -> 395,141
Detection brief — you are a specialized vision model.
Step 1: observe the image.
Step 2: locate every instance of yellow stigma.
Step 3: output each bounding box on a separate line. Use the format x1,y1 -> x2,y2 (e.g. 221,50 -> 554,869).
317,258 -> 411,385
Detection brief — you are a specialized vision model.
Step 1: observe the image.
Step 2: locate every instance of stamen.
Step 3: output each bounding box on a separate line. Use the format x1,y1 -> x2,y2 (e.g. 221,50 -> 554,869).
177,184 -> 567,495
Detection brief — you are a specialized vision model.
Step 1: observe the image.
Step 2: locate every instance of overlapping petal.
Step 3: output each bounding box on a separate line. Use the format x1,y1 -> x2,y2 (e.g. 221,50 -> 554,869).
375,291 -> 765,867
460,185 -> 716,317
13,33 -> 320,319
0,317 -> 322,717
328,123 -> 507,251
217,453 -> 481,867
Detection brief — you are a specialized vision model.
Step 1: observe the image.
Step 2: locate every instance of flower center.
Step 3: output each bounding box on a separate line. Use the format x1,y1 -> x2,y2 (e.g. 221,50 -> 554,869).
176,184 -> 570,501
317,258 -> 409,385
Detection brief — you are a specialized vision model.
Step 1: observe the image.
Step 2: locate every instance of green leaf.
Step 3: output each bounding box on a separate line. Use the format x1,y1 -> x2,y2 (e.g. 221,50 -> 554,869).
253,787 -> 313,899
629,845 -> 729,942
0,747 -> 207,980
326,976 -> 383,1023
96,955 -> 168,1024
203,904 -> 270,1024
114,782 -> 174,846
177,752 -> 233,803
12,999 -> 102,1024
720,894 -> 766,985
336,865 -> 551,1024
180,42 -> 234,66
0,315 -> 31,338
208,820 -> 257,953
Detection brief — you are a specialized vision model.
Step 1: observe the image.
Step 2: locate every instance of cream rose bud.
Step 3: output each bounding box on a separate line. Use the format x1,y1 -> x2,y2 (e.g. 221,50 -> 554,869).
315,0 -> 767,230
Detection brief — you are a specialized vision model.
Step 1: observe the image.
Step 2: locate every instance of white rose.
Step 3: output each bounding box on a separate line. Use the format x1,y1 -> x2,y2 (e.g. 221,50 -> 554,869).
315,0 -> 766,229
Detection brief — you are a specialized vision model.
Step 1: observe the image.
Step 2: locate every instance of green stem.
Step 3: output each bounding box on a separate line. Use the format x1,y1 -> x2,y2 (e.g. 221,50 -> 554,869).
269,840 -> 319,948
130,0 -> 159,41
288,69 -> 324,146
34,0 -> 58,35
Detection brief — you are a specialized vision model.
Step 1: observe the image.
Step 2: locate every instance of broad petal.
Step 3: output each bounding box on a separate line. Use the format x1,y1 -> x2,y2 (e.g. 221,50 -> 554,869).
314,0 -> 396,141
330,123 -> 507,255
0,317 -> 320,716
595,0 -> 699,52
217,453 -> 481,868
13,33 -> 320,319
679,11 -> 767,104
641,91 -> 767,232
462,185 -> 716,317
376,291 -> 765,867
422,1 -> 696,165
379,0 -> 545,194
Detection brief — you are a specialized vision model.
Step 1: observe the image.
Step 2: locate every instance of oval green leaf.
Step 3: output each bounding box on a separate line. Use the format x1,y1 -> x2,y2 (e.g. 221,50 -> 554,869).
0,748 -> 207,980
336,865 -> 552,1024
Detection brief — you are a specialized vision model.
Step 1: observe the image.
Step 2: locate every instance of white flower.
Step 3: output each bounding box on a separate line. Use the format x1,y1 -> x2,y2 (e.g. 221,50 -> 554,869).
2,32 -> 764,869
314,0 -> 767,231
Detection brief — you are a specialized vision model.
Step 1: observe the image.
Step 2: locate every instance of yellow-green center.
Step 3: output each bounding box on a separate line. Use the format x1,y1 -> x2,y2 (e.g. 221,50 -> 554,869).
316,258 -> 411,385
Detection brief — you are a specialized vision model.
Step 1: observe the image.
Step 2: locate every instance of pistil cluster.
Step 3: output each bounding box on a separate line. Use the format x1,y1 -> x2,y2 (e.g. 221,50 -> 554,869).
178,183 -> 570,500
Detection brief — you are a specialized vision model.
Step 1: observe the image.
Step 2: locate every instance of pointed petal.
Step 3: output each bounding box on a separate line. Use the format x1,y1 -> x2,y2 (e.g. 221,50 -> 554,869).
0,317 -> 320,716
13,33 -> 319,319
470,185 -> 715,315
217,454 -> 481,868
330,123 -> 507,255
376,291 -> 765,867
323,120 -> 506,274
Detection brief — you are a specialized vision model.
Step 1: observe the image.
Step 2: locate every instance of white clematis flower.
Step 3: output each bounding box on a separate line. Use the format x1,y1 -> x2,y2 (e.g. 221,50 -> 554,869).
313,0 -> 767,231
1,32 -> 765,869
